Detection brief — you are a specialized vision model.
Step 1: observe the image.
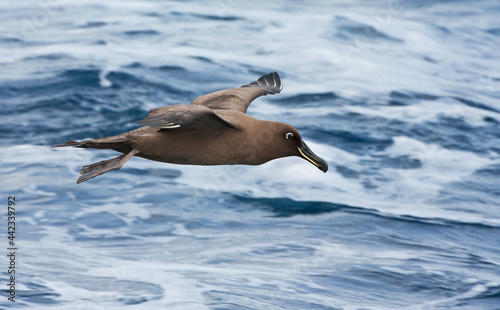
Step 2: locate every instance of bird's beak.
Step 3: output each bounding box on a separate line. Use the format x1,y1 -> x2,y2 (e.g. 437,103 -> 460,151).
298,142 -> 328,173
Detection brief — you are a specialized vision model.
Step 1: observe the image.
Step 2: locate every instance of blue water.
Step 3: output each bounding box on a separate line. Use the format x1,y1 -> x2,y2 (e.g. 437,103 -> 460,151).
1,0 -> 500,309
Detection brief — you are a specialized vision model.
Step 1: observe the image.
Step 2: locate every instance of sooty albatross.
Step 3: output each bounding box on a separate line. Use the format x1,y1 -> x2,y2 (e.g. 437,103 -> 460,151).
53,72 -> 328,183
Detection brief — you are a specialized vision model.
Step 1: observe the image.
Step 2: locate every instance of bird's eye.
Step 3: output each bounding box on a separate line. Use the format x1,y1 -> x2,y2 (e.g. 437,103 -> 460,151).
286,132 -> 294,140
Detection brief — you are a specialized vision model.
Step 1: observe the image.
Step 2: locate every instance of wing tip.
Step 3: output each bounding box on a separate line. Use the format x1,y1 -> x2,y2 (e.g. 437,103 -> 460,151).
243,71 -> 283,94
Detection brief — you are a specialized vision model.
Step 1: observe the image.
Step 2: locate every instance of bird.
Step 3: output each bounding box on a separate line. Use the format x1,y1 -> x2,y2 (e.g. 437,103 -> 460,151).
52,72 -> 328,184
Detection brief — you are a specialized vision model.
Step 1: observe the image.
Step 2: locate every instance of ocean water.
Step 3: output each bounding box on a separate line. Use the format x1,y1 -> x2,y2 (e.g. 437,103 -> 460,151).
1,0 -> 500,309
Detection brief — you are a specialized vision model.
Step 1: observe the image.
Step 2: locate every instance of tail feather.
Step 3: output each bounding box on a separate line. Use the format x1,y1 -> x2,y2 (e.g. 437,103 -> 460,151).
50,140 -> 83,148
51,138 -> 133,154
76,149 -> 139,184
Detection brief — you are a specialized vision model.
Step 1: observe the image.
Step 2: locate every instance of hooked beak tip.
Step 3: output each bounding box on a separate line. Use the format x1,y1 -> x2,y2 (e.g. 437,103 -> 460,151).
321,163 -> 328,173
298,143 -> 328,173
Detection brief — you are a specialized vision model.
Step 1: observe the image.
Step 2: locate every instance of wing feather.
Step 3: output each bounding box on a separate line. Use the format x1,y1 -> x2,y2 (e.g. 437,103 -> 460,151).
136,105 -> 236,130
190,72 -> 282,113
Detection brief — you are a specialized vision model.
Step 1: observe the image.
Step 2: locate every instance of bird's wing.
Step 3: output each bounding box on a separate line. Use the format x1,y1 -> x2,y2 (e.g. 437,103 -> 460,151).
190,72 -> 283,113
136,105 -> 237,130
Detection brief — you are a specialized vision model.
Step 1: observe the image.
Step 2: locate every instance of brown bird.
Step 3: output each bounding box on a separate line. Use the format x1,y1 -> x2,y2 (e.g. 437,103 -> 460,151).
53,72 -> 328,184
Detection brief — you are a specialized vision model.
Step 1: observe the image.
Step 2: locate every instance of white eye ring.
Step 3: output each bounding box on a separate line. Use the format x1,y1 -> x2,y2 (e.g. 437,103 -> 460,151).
286,132 -> 294,140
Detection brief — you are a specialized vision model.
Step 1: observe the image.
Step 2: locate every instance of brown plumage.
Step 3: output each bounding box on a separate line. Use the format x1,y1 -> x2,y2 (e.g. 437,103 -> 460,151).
52,72 -> 328,184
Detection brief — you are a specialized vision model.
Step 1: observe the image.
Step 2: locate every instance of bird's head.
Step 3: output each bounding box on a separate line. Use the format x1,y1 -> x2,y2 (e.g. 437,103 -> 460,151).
271,124 -> 328,173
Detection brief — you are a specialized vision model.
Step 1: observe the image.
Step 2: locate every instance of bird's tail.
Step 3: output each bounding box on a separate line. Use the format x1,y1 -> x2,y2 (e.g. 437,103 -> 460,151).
51,140 -> 84,148
51,136 -> 127,149
51,136 -> 133,154
76,149 -> 139,184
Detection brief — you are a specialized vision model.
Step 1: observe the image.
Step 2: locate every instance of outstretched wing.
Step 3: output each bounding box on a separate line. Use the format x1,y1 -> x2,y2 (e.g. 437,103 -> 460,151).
136,105 -> 236,130
190,72 -> 283,113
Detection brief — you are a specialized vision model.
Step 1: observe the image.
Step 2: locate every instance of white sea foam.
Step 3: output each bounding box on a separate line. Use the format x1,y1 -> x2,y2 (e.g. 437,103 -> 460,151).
74,202 -> 151,225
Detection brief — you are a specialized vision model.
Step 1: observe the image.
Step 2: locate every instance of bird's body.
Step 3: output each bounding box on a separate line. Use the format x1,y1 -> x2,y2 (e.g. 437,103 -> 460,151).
53,72 -> 328,183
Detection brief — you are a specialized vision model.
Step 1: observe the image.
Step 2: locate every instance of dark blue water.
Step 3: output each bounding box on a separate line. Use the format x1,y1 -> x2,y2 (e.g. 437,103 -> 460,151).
1,0 -> 500,309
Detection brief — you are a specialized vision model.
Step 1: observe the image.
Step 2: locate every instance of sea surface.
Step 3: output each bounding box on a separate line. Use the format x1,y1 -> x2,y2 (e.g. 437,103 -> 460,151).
1,0 -> 500,309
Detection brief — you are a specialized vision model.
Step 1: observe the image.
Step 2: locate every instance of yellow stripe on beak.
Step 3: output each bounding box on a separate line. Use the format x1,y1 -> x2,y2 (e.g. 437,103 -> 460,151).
298,147 -> 320,168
